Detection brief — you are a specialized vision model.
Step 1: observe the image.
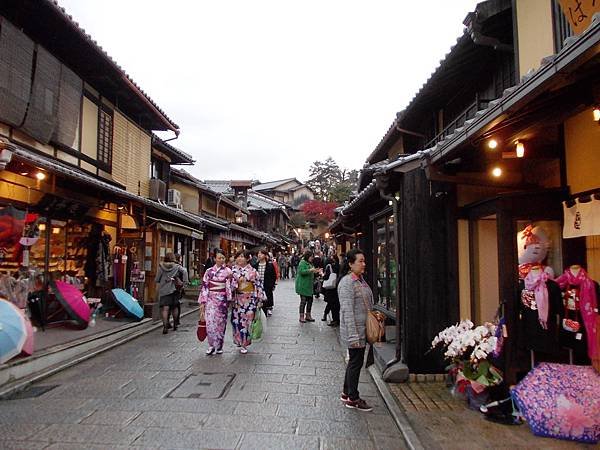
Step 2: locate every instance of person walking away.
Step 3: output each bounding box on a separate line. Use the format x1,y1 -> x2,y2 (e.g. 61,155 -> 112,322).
322,255 -> 340,326
291,253 -> 299,278
155,252 -> 188,334
198,249 -> 233,355
231,250 -> 263,354
173,253 -> 189,328
338,248 -> 373,411
295,251 -> 321,323
278,253 -> 288,280
253,248 -> 276,317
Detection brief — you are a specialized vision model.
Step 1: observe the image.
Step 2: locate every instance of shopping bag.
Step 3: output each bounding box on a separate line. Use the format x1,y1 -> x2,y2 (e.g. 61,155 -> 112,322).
197,320 -> 207,342
250,311 -> 263,341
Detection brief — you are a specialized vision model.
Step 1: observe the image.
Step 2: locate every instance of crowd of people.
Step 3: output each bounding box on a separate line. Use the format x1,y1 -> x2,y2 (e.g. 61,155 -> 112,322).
155,244 -> 375,412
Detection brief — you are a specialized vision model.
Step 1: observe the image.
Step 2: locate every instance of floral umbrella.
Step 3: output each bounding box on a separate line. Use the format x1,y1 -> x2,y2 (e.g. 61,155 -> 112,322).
511,363 -> 600,444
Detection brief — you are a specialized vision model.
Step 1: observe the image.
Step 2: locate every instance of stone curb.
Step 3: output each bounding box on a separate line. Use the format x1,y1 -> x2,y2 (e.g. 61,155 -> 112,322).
0,307 -> 199,399
368,365 -> 425,450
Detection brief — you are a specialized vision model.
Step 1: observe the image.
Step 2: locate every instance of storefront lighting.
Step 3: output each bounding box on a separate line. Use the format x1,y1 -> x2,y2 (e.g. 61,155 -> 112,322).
38,223 -> 46,232
35,171 -> 46,181
516,141 -> 525,158
52,227 -> 61,234
487,139 -> 498,149
593,107 -> 600,122
388,200 -> 393,206
324,232 -> 330,239
492,167 -> 503,178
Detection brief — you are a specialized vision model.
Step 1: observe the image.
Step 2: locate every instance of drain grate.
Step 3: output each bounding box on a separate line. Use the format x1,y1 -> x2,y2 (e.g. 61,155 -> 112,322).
167,373 -> 235,399
8,384 -> 60,399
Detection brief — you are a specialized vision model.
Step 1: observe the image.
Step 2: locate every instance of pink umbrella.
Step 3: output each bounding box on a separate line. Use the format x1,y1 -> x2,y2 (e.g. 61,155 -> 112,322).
50,281 -> 90,327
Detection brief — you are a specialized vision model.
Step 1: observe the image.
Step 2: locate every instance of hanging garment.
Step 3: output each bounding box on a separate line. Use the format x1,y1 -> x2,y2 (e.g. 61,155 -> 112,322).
555,268 -> 599,365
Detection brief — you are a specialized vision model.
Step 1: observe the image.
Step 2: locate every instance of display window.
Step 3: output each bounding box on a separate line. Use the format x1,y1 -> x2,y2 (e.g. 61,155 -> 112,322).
374,213 -> 397,311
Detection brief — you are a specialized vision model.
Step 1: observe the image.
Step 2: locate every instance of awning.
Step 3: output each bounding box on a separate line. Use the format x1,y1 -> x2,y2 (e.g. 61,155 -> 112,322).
147,216 -> 203,239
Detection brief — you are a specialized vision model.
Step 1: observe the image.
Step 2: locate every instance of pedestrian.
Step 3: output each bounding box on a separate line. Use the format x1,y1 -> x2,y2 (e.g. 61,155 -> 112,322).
278,253 -> 288,279
231,250 -> 263,354
198,249 -> 233,355
155,252 -> 188,334
291,253 -> 300,278
204,248 -> 217,273
322,254 -> 340,327
173,253 -> 189,328
253,248 -> 276,317
338,248 -> 373,411
295,250 -> 321,323
312,253 -> 323,299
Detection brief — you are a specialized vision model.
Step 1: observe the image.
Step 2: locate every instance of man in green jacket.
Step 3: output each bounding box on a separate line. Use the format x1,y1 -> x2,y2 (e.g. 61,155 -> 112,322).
295,250 -> 322,323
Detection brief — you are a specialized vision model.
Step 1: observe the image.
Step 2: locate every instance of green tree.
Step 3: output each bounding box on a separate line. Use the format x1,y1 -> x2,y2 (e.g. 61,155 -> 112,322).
306,157 -> 341,201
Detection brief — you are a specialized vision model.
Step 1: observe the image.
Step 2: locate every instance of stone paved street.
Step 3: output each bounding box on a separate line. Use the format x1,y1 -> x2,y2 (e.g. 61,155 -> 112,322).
0,279 -> 406,450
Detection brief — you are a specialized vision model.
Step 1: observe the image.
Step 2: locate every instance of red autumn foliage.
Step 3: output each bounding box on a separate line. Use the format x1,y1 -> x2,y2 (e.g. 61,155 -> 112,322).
300,200 -> 337,222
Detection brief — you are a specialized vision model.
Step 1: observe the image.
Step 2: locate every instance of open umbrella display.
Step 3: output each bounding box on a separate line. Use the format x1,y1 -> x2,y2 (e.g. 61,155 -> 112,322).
49,280 -> 90,328
512,362 -> 600,444
0,298 -> 28,364
110,289 -> 144,321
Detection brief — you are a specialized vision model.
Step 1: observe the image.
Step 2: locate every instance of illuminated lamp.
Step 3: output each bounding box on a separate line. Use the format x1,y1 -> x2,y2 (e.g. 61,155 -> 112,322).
593,107 -> 600,122
487,139 -> 498,149
492,167 -> 503,178
35,171 -> 46,181
516,141 -> 525,158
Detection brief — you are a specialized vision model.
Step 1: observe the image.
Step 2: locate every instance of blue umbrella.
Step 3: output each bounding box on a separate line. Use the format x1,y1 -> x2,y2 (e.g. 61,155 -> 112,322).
110,289 -> 144,320
0,299 -> 27,364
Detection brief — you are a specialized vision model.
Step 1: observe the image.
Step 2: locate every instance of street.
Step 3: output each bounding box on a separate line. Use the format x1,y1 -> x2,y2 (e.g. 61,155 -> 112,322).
0,279 -> 405,450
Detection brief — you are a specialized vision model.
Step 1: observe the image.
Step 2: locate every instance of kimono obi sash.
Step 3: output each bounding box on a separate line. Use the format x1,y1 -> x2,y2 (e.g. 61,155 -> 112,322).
237,281 -> 254,293
209,281 -> 226,292
521,289 -> 537,310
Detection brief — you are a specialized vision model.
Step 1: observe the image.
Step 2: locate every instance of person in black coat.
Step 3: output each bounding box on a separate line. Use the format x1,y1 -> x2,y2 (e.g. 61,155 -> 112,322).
253,248 -> 277,317
322,255 -> 340,326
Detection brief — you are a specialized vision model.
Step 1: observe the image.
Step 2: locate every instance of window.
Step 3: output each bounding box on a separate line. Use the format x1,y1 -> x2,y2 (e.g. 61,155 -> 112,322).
97,106 -> 113,169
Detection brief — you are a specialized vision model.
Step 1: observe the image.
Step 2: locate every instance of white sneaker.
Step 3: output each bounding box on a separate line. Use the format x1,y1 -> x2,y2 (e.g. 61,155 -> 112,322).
216,348 -> 223,354
240,347 -> 248,354
206,347 -> 215,355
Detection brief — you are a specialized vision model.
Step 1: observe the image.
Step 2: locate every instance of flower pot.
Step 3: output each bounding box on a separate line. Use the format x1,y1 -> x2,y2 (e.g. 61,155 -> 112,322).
466,384 -> 489,411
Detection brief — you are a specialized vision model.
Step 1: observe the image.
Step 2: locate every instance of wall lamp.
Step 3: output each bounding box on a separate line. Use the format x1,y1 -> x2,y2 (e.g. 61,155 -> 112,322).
593,107 -> 600,123
515,140 -> 525,158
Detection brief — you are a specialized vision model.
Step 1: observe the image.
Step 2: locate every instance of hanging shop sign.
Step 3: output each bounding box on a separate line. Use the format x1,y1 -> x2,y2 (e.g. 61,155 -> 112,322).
558,0 -> 600,35
563,198 -> 600,238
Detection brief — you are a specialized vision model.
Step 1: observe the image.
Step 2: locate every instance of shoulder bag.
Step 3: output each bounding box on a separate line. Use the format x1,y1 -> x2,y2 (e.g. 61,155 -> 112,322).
360,285 -> 385,344
322,264 -> 337,290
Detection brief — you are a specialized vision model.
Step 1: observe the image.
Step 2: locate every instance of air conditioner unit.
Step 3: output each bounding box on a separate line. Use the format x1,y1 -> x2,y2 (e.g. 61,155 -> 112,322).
149,178 -> 166,201
167,188 -> 182,208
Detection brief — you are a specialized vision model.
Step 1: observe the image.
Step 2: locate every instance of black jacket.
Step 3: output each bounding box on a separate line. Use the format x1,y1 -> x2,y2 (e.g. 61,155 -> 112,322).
253,260 -> 277,292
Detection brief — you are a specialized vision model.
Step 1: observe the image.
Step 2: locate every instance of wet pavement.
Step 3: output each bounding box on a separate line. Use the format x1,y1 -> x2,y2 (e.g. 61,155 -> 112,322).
0,279 -> 405,449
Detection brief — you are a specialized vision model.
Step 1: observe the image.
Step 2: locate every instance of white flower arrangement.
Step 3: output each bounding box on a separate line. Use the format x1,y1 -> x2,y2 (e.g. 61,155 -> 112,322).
431,320 -> 497,363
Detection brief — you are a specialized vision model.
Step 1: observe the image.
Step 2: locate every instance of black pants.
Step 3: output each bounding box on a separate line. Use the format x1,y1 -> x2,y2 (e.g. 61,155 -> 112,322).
323,291 -> 340,322
263,288 -> 274,315
344,346 -> 366,401
299,295 -> 313,314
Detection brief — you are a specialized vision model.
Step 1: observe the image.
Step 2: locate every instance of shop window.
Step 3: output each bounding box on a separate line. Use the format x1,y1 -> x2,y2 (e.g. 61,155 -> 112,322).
375,213 -> 397,311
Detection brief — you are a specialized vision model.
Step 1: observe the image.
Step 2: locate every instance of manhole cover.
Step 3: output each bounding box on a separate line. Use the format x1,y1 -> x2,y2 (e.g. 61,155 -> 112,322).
168,373 -> 235,399
7,385 -> 60,399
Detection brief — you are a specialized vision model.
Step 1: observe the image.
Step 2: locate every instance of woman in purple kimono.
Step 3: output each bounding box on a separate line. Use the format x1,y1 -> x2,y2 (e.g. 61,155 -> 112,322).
231,250 -> 264,354
199,249 -> 233,355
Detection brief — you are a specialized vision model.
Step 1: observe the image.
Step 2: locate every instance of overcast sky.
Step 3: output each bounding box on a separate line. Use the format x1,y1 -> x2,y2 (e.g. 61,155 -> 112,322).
58,0 -> 479,183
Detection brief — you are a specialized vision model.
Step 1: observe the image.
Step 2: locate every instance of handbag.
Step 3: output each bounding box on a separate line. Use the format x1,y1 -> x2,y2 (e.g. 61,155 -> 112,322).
196,320 -> 207,342
250,311 -> 264,341
360,287 -> 385,344
322,265 -> 337,290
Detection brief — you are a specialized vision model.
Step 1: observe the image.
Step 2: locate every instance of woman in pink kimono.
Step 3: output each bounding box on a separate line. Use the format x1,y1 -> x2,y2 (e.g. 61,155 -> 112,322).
231,250 -> 264,354
199,249 -> 233,355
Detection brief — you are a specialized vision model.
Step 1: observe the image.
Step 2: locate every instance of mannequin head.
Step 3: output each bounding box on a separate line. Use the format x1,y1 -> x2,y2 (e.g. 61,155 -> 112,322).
517,225 -> 550,265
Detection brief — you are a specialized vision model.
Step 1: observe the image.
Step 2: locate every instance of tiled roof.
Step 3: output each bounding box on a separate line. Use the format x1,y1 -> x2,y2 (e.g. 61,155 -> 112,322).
253,178 -> 298,191
152,135 -> 194,164
203,180 -> 233,194
43,0 -> 179,131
